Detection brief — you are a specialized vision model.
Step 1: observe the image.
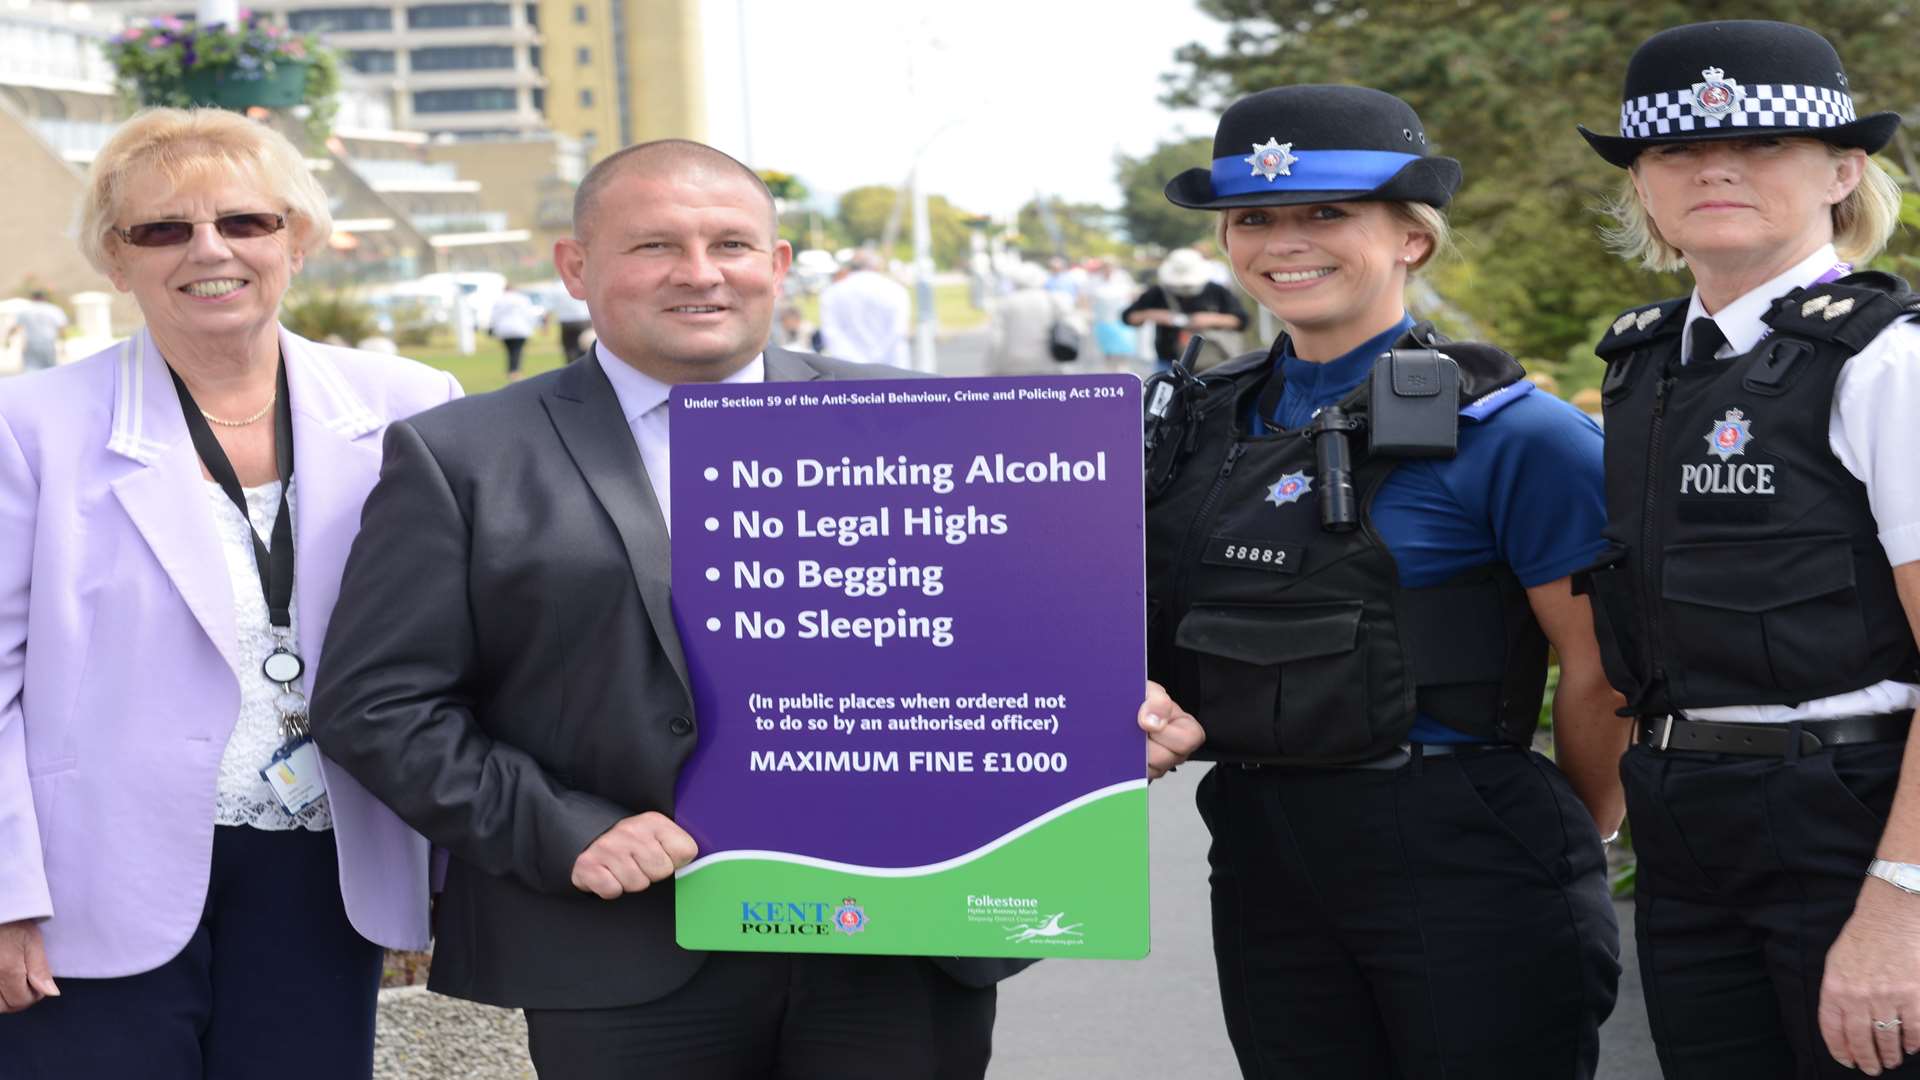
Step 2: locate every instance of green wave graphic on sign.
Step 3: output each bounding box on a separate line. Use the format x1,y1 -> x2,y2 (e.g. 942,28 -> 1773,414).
674,785 -> 1149,959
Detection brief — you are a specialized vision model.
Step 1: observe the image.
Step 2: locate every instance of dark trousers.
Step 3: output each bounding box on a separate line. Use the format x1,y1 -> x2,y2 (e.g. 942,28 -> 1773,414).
523,952 -> 996,1080
559,321 -> 592,362
1624,737 -> 1920,1079
1198,747 -> 1620,1080
0,825 -> 384,1080
502,335 -> 529,374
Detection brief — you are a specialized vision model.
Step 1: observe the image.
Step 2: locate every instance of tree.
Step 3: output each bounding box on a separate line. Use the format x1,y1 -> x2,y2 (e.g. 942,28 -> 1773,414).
836,185 -> 980,268
838,185 -> 903,248
757,169 -> 809,204
1014,198 -> 1127,261
1115,136 -> 1217,250
1164,1 -> 1920,369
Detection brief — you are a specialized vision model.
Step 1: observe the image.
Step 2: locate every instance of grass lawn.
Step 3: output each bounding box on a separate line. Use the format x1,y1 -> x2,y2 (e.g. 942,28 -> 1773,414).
406,281 -> 987,396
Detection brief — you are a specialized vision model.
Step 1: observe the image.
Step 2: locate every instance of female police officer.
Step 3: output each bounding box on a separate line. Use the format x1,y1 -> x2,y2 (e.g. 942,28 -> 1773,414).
1577,20 -> 1920,1079
1140,84 -> 1622,1079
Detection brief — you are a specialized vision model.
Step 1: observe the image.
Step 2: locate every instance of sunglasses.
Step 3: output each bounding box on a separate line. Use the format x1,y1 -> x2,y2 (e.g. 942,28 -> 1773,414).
112,212 -> 287,248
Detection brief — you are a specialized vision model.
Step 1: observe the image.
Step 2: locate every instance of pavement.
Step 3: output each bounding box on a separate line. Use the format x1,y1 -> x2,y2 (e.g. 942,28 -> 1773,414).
371,327 -> 1662,1079
373,763 -> 1656,1079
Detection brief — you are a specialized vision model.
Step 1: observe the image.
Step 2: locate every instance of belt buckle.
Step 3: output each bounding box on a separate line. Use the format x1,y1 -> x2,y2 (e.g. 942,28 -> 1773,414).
1658,715 -> 1675,751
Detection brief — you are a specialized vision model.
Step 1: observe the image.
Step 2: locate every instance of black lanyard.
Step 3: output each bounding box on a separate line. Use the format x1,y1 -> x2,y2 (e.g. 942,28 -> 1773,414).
169,360 -> 297,639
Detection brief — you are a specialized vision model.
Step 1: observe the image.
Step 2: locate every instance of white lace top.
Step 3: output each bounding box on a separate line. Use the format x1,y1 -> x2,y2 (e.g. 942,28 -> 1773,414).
209,478 -> 331,832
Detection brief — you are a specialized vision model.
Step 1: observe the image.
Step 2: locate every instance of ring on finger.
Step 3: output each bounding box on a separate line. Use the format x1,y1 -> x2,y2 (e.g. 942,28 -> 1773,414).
1874,1017 -> 1903,1033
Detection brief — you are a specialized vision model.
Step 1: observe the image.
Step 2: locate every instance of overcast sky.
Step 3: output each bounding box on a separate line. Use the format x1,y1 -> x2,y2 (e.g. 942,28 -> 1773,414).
698,0 -> 1230,217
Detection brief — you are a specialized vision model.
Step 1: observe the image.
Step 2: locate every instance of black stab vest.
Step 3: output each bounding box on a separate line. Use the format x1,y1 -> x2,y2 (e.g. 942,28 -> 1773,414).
1581,272 -> 1920,716
1143,327 -> 1549,765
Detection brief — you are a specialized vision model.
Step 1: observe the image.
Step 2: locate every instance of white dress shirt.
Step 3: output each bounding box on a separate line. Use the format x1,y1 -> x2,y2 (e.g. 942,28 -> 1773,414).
595,344 -> 766,534
1681,243 -> 1920,723
819,270 -> 910,367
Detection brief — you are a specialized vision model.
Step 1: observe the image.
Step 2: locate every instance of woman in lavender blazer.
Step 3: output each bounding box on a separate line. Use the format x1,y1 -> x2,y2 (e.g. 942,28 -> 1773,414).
0,109 -> 460,1079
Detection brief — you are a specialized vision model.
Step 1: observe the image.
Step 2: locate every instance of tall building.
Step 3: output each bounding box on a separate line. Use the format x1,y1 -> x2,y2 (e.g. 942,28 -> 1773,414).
539,0 -> 704,161
0,0 -> 139,323
107,0 -> 703,154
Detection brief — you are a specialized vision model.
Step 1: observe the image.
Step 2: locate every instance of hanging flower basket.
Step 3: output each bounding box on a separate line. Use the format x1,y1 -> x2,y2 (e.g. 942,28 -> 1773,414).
173,60 -> 311,110
106,15 -> 340,140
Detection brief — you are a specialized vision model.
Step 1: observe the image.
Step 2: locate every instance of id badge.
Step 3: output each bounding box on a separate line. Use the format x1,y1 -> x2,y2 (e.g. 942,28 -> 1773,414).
259,736 -> 327,816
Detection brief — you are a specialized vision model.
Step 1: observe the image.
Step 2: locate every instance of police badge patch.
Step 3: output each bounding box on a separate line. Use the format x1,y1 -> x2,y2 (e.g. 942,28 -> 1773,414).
834,897 -> 867,935
1243,137 -> 1298,182
1704,408 -> 1753,461
1265,471 -> 1313,507
1690,66 -> 1744,119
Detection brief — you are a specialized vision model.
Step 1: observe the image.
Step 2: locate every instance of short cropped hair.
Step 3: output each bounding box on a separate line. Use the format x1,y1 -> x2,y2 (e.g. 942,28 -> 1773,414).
1213,199 -> 1454,273
77,108 -> 331,274
1601,146 -> 1901,272
572,138 -> 776,243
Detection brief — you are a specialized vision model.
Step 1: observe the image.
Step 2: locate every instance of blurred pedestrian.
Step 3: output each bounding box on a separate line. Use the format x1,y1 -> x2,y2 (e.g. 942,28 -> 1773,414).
8,291 -> 68,373
988,262 -> 1073,371
774,303 -> 819,352
488,284 -> 543,381
547,285 -> 593,362
1123,248 -> 1249,370
818,250 -> 909,365
1087,260 -> 1142,366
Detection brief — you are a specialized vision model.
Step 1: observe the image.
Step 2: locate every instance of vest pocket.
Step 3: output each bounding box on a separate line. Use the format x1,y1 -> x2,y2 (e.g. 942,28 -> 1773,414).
1573,545 -> 1645,705
1174,601 -> 1370,759
1659,535 -> 1868,700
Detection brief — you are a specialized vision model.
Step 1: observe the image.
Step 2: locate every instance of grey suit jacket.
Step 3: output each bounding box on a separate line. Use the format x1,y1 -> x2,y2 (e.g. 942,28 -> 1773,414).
312,348 -> 1024,1009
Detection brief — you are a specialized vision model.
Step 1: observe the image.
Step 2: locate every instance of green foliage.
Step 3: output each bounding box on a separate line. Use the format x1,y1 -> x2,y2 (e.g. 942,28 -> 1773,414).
1013,199 -> 1128,261
282,290 -> 376,344
105,16 -> 341,142
759,169 -> 809,203
1115,136 -> 1218,249
1165,1 -> 1920,375
835,185 -> 980,267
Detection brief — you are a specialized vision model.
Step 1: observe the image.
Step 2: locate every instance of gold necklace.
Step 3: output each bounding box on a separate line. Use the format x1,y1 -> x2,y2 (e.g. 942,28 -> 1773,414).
200,394 -> 276,427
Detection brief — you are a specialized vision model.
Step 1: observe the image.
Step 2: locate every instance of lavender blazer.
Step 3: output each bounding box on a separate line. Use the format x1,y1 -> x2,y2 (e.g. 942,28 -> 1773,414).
0,326 -> 461,977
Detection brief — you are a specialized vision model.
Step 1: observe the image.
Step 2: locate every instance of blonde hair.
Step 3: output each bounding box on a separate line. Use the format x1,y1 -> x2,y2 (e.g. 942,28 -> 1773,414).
1600,146 -> 1901,272
1213,200 -> 1454,273
77,108 -> 332,274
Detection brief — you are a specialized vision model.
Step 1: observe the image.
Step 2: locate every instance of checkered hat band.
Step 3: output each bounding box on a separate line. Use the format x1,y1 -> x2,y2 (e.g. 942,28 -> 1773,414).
1618,84 -> 1857,138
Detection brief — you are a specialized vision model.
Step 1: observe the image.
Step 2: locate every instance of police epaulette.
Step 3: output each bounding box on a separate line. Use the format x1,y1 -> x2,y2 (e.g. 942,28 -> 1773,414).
1437,341 -> 1528,402
1763,271 -> 1915,353
1596,298 -> 1686,358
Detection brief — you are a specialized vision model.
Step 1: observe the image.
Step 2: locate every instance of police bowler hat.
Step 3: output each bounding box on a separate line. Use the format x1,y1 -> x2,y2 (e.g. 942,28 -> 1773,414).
1164,85 -> 1461,211
1579,20 -> 1900,168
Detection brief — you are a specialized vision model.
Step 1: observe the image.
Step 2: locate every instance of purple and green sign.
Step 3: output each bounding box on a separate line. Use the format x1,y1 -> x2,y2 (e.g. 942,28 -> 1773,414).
669,375 -> 1147,959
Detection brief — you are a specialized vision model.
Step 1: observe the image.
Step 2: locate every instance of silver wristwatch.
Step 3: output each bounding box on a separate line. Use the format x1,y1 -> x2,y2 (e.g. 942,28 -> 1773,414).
1867,859 -> 1920,895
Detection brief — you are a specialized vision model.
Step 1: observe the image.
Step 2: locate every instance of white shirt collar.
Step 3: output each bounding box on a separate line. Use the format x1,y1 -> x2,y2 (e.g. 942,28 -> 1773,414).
1684,243 -> 1842,360
594,343 -> 767,421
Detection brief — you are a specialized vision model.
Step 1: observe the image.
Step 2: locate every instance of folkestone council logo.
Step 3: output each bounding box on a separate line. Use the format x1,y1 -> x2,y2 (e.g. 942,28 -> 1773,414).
966,894 -> 1086,946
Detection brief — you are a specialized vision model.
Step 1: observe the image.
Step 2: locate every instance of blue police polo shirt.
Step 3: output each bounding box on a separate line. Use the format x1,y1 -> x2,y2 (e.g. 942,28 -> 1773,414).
1251,315 -> 1608,743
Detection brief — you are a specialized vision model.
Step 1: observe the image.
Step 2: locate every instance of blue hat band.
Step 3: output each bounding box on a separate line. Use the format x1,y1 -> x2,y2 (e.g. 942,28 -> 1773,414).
1210,149 -> 1420,198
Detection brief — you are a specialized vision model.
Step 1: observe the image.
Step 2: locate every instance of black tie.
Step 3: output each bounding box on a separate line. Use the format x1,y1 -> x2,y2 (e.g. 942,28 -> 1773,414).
1688,318 -> 1727,365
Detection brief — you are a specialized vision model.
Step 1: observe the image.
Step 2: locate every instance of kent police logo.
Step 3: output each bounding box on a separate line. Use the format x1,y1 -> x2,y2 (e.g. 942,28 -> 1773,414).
1704,408 -> 1753,461
834,897 -> 868,936
1243,137 -> 1298,181
1691,66 -> 1744,118
1265,471 -> 1312,507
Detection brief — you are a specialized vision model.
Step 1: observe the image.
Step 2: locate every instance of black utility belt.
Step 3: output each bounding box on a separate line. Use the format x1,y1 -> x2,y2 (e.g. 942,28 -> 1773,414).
1230,741 -> 1518,772
1638,712 -> 1911,757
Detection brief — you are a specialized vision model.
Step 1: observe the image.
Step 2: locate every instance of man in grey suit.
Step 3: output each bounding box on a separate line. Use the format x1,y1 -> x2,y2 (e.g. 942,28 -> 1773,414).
309,140 -> 1033,1078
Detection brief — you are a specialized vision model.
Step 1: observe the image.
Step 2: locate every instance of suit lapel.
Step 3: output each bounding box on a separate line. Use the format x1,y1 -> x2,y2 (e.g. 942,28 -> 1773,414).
763,346 -> 829,383
280,330 -> 384,690
107,330 -> 243,673
543,358 -> 690,695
